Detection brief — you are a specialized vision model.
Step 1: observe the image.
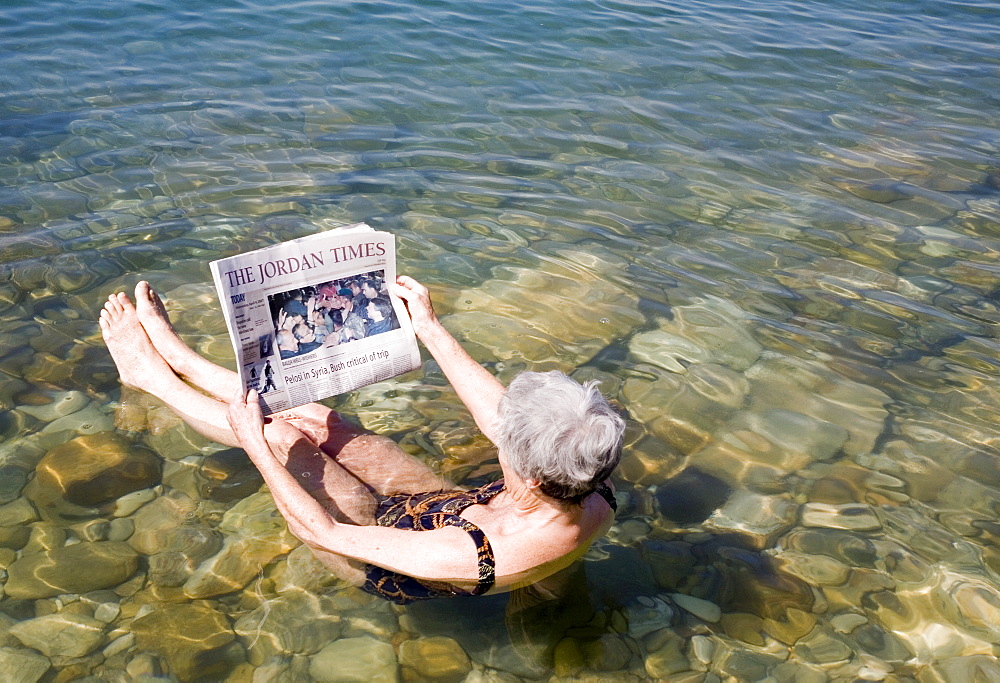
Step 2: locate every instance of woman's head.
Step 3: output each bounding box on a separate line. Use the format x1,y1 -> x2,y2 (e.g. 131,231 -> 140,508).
495,371 -> 625,503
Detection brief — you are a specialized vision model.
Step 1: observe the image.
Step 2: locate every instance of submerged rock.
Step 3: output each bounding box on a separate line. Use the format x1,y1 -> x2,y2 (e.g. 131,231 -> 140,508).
131,602 -> 236,681
641,541 -> 696,591
781,527 -> 879,568
399,636 -> 472,682
0,647 -> 50,683
670,593 -> 721,623
616,434 -> 685,486
351,379 -> 428,433
704,490 -> 796,549
792,626 -> 852,665
745,355 -> 889,457
932,571 -> 1000,643
309,636 -> 398,682
444,261 -> 643,370
655,467 -> 731,525
111,486 -> 156,520
0,464 -> 28,505
762,607 -> 817,645
183,531 -> 297,598
128,490 -> 222,563
643,629 -> 688,679
720,613 -> 766,647
581,633 -> 633,671
917,654 -> 1000,683
726,409 -> 849,467
0,496 -> 38,527
39,403 -> 114,442
148,551 -> 198,587
626,596 -> 676,639
624,363 -> 749,455
774,551 -> 850,586
22,522 -> 65,554
833,177 -> 914,203
552,636 -> 585,677
8,612 -> 105,658
5,541 -> 138,599
629,328 -> 711,373
198,447 -> 264,503
25,431 -> 161,522
273,544 -> 340,594
184,491 -> 298,598
234,590 -> 343,665
623,373 -> 709,454
632,297 -> 764,373
800,502 -> 882,531
17,390 -> 89,421
852,622 -> 914,664
623,297 -> 760,454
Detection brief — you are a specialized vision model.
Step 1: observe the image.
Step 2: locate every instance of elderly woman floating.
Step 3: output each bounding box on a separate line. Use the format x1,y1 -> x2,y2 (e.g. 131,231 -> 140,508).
99,276 -> 624,603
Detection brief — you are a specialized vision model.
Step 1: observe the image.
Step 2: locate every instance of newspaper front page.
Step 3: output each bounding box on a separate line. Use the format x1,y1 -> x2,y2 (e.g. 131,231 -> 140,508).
210,223 -> 421,415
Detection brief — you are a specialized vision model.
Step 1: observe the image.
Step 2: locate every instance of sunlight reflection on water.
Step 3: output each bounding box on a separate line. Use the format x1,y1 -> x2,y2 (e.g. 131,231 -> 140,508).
0,0 -> 999,679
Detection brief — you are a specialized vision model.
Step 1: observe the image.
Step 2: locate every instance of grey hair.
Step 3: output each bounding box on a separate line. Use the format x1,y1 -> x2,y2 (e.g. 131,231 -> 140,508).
496,371 -> 625,503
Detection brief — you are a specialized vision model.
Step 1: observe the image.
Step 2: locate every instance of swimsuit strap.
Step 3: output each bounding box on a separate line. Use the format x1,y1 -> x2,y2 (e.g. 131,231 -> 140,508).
595,482 -> 617,512
473,478 -> 506,503
449,479 -> 502,594
443,517 -> 496,594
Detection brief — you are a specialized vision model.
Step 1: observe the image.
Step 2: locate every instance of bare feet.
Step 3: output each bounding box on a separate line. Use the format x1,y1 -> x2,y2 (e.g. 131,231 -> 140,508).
134,281 -> 196,374
99,291 -> 174,393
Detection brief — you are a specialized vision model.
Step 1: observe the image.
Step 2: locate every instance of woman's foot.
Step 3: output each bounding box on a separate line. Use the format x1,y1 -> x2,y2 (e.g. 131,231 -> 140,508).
134,280 -> 198,375
134,280 -> 244,401
98,291 -> 175,394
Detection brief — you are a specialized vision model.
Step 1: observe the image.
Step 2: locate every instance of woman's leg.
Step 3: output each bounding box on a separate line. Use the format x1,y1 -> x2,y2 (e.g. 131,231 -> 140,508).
132,280 -> 244,402
130,282 -> 452,495
101,291 -> 378,583
257,417 -> 375,585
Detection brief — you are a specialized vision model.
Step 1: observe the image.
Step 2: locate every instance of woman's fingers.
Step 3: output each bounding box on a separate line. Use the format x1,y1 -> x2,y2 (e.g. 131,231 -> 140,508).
392,275 -> 439,338
387,281 -> 408,299
228,388 -> 263,432
394,275 -> 428,295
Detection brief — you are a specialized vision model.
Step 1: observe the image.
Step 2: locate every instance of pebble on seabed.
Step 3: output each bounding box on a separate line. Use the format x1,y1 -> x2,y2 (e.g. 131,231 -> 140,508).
309,637 -> 397,683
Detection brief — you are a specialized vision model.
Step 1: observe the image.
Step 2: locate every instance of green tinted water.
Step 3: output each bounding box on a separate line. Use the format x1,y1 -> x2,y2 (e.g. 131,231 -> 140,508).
1,0 -> 999,679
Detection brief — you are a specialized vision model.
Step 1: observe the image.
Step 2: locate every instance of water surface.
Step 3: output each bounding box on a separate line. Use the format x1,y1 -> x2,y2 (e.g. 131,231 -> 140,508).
1,0 -> 999,680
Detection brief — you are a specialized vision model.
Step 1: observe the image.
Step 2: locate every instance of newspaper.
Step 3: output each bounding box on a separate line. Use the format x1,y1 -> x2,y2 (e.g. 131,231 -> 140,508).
209,223 -> 421,415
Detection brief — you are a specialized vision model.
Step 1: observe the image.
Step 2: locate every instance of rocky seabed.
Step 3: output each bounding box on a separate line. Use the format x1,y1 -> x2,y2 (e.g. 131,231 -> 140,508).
1,256 -> 999,683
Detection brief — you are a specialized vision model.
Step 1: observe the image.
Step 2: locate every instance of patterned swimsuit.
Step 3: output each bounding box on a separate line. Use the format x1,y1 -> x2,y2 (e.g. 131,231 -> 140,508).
362,479 -> 617,604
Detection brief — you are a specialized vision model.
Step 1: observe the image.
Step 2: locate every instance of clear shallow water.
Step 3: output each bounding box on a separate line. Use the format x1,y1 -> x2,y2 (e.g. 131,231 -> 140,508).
1,0 -> 999,679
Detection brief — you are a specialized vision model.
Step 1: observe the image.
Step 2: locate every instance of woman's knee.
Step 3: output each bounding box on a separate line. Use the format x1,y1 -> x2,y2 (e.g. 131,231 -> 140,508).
274,409 -> 370,456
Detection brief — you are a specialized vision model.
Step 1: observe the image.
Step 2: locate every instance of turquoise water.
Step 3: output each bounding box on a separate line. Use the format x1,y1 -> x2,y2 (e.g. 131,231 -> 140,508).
1,0 -> 1000,679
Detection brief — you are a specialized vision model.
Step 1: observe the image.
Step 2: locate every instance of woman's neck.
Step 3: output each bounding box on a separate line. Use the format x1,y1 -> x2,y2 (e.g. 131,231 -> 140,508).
500,471 -> 580,518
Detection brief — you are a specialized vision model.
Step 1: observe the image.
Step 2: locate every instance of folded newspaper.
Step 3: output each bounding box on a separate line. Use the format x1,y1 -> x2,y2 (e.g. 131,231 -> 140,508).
210,223 -> 421,415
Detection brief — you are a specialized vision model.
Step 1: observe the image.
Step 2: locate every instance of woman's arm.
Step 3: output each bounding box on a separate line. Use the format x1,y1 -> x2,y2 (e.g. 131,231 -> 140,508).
390,276 -> 506,442
227,389 -> 480,583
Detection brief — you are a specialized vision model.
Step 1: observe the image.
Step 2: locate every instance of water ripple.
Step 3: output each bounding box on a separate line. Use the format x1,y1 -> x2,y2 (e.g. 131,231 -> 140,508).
2,0 -> 1000,678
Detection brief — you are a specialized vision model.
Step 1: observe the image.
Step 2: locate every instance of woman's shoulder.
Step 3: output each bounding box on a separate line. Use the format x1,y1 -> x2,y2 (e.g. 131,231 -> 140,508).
475,495 -> 613,579
489,509 -> 611,591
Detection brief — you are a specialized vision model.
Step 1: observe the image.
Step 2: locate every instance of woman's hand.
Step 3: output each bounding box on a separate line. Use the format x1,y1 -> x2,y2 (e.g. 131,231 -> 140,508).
227,388 -> 267,448
390,275 -> 439,338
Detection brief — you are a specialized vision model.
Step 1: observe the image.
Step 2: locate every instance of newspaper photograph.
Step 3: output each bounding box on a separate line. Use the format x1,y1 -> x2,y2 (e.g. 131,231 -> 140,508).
209,223 -> 421,414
